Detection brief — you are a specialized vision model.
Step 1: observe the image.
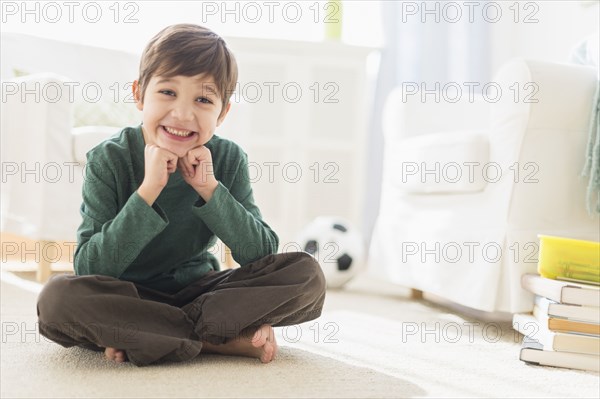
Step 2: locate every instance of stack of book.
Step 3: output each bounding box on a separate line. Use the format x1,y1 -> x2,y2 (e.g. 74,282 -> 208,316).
513,273 -> 600,372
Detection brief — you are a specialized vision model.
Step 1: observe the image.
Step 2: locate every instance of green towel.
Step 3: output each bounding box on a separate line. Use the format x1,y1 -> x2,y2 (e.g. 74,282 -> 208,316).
582,81 -> 600,214
570,35 -> 600,214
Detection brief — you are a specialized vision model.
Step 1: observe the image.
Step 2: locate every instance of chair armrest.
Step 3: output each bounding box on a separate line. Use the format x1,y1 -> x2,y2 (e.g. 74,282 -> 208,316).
72,126 -> 120,163
1,73 -> 74,165
489,58 -> 599,229
1,73 -> 77,241
492,59 -> 597,132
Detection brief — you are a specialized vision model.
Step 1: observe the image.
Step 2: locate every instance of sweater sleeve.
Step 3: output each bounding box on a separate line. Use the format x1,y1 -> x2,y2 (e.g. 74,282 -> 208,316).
192,151 -> 279,266
73,153 -> 169,277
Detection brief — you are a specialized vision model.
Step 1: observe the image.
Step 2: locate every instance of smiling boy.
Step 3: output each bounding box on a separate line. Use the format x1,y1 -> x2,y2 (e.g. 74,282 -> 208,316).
36,24 -> 326,366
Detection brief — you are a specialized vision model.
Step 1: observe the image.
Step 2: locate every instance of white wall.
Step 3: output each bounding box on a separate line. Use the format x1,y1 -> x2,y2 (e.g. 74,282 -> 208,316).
490,1 -> 599,72
0,1 -> 382,51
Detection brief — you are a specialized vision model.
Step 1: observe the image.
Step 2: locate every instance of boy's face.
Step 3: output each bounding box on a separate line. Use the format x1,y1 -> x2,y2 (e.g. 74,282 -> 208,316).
133,73 -> 230,158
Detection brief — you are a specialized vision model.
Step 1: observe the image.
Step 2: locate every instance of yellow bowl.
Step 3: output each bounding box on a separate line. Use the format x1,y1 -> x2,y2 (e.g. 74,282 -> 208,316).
537,235 -> 600,284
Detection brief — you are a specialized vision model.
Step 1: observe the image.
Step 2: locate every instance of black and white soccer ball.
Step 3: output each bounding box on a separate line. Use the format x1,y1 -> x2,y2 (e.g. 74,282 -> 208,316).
296,216 -> 366,288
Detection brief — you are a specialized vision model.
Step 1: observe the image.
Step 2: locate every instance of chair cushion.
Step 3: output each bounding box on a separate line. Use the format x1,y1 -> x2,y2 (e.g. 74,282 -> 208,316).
389,130 -> 489,194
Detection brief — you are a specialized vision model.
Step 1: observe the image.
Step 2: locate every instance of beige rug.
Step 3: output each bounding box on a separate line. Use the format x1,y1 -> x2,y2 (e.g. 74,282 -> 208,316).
1,269 -> 598,398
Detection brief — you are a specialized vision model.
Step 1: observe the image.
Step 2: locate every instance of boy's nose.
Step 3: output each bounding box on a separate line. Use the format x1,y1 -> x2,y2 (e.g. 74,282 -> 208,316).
170,102 -> 195,122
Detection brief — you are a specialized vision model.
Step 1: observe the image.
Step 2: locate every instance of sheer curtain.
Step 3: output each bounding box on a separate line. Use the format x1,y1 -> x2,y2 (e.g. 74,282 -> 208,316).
362,0 -> 491,247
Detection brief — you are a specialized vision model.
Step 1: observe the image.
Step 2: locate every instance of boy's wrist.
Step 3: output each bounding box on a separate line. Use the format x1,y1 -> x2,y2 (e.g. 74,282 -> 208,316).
137,183 -> 161,206
194,179 -> 219,203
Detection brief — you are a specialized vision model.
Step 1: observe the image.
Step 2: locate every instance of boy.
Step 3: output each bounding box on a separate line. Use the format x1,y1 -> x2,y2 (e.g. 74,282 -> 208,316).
36,24 -> 326,366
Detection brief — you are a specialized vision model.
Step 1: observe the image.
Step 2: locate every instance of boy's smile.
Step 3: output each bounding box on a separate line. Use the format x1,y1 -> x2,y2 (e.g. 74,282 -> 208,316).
133,74 -> 230,157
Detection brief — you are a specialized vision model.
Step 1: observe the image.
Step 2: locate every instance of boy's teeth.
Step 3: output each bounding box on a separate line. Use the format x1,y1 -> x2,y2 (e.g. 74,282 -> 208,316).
164,126 -> 193,137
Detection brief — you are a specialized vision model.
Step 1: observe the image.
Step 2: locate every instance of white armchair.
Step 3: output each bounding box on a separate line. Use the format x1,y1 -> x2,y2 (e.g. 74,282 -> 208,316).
1,73 -> 122,281
368,59 -> 599,313
0,33 -> 144,281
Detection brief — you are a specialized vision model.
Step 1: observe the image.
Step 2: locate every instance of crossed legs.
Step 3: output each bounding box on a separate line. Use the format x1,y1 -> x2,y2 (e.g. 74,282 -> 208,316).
37,252 -> 325,366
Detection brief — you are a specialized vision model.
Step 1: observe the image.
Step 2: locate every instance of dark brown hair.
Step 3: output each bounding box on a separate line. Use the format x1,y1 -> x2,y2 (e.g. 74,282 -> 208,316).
137,24 -> 238,115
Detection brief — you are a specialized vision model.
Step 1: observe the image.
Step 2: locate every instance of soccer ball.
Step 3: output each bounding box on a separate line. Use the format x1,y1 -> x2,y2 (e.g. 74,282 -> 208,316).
296,216 -> 366,288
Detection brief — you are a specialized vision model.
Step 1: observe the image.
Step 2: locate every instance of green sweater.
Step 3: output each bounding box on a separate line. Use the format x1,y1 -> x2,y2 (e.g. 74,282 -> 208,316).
74,125 -> 279,293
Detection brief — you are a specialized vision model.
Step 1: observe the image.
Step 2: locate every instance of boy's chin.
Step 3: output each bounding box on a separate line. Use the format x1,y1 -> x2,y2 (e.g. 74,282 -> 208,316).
156,140 -> 191,158
167,147 -> 189,159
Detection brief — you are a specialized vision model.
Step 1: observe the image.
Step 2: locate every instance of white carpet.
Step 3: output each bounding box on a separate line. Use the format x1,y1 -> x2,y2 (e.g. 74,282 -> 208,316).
1,270 -> 598,398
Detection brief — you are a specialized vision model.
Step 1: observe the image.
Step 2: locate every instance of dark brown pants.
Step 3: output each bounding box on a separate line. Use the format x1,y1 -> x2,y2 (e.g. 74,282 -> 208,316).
36,252 -> 326,366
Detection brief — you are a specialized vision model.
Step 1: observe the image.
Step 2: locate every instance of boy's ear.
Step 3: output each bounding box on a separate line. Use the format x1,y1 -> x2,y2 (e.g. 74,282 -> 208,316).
216,103 -> 231,127
132,80 -> 143,111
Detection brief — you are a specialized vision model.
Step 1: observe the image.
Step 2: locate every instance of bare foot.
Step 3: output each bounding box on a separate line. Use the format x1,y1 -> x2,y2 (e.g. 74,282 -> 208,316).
201,324 -> 278,363
104,347 -> 128,363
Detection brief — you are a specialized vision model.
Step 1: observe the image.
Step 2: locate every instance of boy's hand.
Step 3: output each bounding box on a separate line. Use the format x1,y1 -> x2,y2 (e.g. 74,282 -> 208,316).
137,144 -> 178,206
178,146 -> 218,202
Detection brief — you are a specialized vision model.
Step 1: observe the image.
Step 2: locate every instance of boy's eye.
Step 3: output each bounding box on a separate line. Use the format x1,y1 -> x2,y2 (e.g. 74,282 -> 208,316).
158,90 -> 211,104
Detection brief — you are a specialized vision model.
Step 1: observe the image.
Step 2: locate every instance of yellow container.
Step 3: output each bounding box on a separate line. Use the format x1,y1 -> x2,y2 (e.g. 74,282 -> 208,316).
537,235 -> 600,284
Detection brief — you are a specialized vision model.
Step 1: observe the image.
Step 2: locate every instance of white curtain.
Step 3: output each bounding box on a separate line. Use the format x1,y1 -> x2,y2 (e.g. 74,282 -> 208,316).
362,0 -> 492,247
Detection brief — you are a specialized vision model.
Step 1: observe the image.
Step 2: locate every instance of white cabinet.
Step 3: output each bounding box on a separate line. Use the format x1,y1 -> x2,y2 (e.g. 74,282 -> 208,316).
220,37 -> 373,247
